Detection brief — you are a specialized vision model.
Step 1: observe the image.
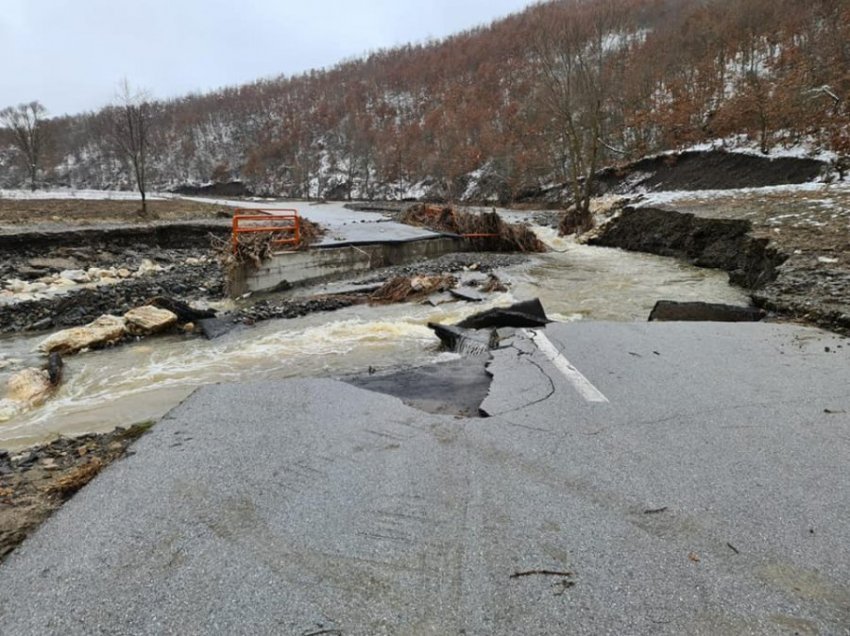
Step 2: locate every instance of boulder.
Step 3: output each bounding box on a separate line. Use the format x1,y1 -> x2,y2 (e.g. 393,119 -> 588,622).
196,317 -> 236,340
124,306 -> 178,336
38,315 -> 127,355
6,368 -> 52,405
648,300 -> 766,322
59,269 -> 90,283
456,298 -> 550,330
133,259 -> 165,277
4,279 -> 28,293
28,257 -> 79,271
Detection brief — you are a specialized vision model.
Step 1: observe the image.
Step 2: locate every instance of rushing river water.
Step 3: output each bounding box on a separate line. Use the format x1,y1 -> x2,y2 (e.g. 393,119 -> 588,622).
0,229 -> 749,449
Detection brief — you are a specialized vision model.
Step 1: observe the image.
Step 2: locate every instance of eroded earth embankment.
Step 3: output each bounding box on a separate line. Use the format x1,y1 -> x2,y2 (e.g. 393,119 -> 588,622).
590,206 -> 850,334
0,223 -> 229,333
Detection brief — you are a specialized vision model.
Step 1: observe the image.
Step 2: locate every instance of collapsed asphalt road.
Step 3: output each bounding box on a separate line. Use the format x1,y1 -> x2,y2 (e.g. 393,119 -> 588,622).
0,322 -> 848,634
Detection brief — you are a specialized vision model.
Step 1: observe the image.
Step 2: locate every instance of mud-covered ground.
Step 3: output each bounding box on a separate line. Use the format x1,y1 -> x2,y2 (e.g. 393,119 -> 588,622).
0,197 -> 234,227
0,422 -> 152,562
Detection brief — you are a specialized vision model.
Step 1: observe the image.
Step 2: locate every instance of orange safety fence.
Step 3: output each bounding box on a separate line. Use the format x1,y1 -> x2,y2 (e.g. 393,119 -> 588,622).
231,208 -> 301,252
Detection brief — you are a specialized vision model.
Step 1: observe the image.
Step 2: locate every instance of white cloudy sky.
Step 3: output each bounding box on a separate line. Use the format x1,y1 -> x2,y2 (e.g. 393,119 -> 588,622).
1,0 -> 538,117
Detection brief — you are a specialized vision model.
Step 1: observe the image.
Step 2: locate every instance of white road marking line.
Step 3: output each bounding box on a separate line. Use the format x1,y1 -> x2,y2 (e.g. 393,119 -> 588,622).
522,329 -> 609,403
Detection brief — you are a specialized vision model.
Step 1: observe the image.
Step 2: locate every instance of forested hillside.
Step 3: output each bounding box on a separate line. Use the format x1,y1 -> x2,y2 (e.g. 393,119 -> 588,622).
2,0 -> 848,202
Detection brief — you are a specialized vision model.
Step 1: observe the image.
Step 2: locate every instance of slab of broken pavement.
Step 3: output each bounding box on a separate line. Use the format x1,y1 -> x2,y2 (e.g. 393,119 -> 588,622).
1,297 -> 849,635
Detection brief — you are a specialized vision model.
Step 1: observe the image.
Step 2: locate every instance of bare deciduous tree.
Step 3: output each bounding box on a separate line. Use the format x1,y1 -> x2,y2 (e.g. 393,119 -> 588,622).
109,80 -> 152,216
0,101 -> 48,191
532,0 -> 632,234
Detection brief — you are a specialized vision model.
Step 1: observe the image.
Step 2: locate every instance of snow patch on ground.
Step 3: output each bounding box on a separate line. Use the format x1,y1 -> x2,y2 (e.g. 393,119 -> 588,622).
0,189 -> 172,201
636,180 -> 850,208
670,135 -> 839,163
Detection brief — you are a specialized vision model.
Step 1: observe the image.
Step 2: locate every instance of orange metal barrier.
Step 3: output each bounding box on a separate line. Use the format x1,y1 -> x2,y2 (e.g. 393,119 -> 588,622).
231,208 -> 301,252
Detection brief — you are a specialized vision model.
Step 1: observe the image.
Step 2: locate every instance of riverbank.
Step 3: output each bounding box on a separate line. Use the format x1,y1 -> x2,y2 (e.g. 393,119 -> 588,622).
590,182 -> 850,334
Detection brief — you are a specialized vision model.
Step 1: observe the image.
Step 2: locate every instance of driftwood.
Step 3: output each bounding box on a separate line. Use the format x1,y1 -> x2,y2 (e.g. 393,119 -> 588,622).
211,217 -> 326,273
369,274 -> 458,305
400,204 -> 546,253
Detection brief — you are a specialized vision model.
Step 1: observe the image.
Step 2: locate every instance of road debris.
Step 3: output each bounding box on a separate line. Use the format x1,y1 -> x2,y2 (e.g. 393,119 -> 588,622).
400,204 -> 547,253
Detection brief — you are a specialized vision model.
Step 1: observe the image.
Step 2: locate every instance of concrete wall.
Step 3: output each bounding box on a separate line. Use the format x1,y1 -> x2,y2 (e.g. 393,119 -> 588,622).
228,236 -> 463,296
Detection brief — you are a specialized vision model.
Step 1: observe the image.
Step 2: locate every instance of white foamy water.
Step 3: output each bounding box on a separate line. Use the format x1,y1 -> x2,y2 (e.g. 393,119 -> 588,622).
0,234 -> 750,448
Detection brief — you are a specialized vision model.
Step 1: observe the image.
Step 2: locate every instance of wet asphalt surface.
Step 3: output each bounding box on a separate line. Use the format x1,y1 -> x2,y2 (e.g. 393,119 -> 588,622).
0,321 -> 849,634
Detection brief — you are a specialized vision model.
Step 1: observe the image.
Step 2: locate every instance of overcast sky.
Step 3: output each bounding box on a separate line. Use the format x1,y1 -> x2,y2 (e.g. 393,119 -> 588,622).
1,0 -> 538,117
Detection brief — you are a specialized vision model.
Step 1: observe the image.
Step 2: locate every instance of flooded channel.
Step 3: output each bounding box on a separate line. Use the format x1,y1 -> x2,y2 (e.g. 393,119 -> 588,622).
0,231 -> 749,449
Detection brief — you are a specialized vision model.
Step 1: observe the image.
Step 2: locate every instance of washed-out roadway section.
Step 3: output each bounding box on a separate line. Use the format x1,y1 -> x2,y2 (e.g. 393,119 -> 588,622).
0,322 -> 849,634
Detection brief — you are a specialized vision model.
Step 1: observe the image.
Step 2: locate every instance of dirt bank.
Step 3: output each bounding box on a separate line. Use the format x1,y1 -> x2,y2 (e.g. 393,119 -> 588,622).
595,150 -> 826,194
0,221 -> 230,257
0,198 -> 234,227
514,150 -> 827,204
0,422 -> 152,562
589,207 -> 788,288
591,203 -> 850,334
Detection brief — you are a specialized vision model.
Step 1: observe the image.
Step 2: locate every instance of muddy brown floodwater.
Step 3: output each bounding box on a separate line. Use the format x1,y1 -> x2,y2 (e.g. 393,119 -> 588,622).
0,226 -> 749,449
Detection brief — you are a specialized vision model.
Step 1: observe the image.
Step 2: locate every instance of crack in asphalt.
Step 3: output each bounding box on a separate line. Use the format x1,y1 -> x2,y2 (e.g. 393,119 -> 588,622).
481,343 -> 557,417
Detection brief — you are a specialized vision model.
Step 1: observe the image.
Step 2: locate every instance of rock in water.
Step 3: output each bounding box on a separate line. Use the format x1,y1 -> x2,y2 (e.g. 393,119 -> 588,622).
37,315 -> 127,355
196,317 -> 235,340
648,300 -> 766,322
124,306 -> 178,336
46,352 -> 63,385
6,368 -> 52,405
148,296 -> 215,323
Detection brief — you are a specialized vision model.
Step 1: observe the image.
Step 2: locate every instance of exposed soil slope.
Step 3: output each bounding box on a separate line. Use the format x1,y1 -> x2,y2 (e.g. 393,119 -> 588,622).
595,150 -> 826,194
591,194 -> 850,335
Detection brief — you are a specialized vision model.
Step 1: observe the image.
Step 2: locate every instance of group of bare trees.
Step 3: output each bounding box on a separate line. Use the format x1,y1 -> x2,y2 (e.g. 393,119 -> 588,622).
532,0 -> 635,232
1,0 -> 848,220
1,81 -> 152,214
0,101 -> 47,191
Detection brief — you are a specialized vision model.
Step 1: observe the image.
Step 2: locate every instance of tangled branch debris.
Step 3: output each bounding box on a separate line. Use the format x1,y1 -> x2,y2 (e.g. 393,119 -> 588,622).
369,274 -> 458,304
400,204 -> 547,253
298,218 -> 325,245
212,217 -> 325,274
481,273 -> 509,293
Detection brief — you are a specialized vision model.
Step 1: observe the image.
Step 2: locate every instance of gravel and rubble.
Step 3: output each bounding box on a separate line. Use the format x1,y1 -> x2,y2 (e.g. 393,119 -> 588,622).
0,251 -> 224,334
231,252 -> 525,324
